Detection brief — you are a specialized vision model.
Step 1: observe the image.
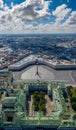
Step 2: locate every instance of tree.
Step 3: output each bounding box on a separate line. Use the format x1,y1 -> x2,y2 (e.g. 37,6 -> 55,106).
33,91 -> 45,112
72,102 -> 76,111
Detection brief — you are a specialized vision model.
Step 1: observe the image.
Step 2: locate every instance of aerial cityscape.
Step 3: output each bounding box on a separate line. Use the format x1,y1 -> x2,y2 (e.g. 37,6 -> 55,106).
0,0 -> 76,130
0,34 -> 76,130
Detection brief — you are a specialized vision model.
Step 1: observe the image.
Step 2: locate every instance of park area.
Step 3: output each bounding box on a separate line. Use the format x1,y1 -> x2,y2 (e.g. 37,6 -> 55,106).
28,91 -> 54,116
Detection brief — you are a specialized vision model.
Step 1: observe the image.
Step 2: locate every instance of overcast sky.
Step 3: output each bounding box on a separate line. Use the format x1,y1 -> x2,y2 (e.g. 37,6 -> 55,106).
0,0 -> 76,34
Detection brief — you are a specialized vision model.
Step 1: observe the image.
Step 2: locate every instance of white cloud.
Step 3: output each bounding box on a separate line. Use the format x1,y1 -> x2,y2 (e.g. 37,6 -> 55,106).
0,0 -> 51,23
13,0 -> 51,21
0,0 -> 4,8
65,11 -> 76,25
0,0 -> 52,34
52,4 -> 71,24
0,1 -> 76,34
0,0 -> 9,10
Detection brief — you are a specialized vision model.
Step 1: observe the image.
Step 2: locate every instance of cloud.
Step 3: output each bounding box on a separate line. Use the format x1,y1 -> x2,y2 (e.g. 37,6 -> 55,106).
13,0 -> 51,21
0,0 -> 4,8
53,4 -> 76,27
0,0 -> 51,23
0,1 -> 76,34
0,0 -> 52,33
65,11 -> 76,25
52,4 -> 71,24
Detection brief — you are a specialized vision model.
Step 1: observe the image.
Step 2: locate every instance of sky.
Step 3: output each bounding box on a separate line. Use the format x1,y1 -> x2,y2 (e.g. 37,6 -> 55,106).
0,0 -> 76,34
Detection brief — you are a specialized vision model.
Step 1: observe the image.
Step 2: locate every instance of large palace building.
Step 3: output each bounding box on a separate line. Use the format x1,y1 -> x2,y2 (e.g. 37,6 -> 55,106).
8,55 -> 76,71
0,80 -> 76,130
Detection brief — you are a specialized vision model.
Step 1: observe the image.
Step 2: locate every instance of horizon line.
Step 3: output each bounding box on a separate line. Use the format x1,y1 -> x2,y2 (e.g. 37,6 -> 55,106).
0,33 -> 76,35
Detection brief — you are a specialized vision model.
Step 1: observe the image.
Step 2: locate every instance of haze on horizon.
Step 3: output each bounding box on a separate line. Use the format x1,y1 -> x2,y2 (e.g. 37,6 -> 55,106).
0,0 -> 76,34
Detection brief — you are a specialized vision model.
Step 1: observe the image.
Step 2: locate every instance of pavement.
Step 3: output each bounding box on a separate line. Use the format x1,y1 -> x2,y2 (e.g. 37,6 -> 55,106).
13,65 -> 76,85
